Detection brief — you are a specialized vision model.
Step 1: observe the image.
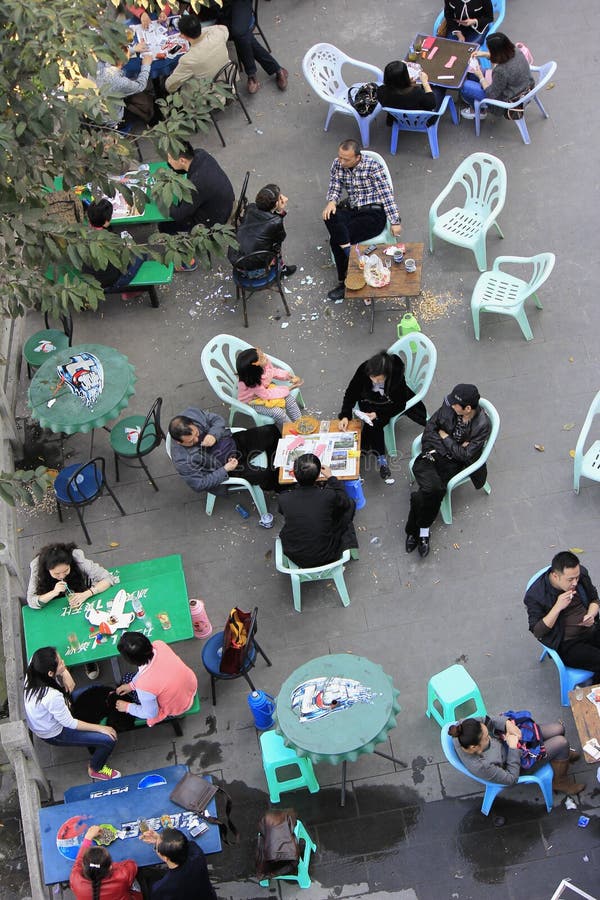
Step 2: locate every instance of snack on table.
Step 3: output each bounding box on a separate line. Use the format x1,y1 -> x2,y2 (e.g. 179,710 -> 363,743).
345,271 -> 366,291
296,416 -> 319,435
94,824 -> 118,846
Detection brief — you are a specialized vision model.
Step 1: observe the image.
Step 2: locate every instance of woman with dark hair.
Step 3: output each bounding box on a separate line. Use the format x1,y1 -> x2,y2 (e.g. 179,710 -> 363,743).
228,183 -> 296,277
140,827 -> 217,899
27,542 -> 117,610
449,714 -> 584,794
24,648 -> 120,781
70,825 -> 141,900
460,33 -> 534,119
236,346 -> 303,429
376,60 -> 440,124
338,351 -> 427,484
443,0 -> 493,44
114,633 -> 197,726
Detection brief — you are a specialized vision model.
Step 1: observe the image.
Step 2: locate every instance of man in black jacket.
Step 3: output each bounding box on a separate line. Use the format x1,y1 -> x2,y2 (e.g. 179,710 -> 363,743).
524,551 -> 600,679
140,827 -> 217,899
228,184 -> 296,276
405,384 -> 490,558
278,453 -> 358,568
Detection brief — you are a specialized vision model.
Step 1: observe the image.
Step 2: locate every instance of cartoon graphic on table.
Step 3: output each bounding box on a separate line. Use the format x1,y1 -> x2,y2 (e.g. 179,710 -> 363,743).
57,352 -> 104,408
55,810 -> 203,859
291,676 -> 380,722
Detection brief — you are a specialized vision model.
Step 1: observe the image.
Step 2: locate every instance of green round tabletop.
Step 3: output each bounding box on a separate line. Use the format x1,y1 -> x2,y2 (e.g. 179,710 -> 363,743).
275,654 -> 401,765
28,343 -> 136,434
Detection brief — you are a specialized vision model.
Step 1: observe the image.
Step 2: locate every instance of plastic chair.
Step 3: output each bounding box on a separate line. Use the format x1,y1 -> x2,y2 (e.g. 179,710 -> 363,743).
231,250 -> 290,328
471,253 -> 556,341
200,333 -> 304,428
474,62 -> 558,145
54,457 -> 126,545
428,152 -> 506,272
526,567 -> 595,704
409,398 -> 500,525
302,43 -> 383,147
23,311 -> 73,378
110,396 -> 164,491
275,537 -> 357,613
441,724 -> 553,815
210,61 -> 252,148
426,664 -> 487,727
383,94 -> 458,159
259,730 -> 320,803
252,0 -> 271,52
573,390 -> 600,493
259,818 -> 317,889
201,606 -> 271,705
383,333 -> 437,458
165,430 -> 269,518
432,0 -> 505,43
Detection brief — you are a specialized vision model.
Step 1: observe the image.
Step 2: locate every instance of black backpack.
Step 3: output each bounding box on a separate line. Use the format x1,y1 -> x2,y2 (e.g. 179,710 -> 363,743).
348,82 -> 379,117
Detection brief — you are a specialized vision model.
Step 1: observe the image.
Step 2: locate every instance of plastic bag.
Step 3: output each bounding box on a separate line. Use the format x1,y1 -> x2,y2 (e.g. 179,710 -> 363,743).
363,254 -> 391,288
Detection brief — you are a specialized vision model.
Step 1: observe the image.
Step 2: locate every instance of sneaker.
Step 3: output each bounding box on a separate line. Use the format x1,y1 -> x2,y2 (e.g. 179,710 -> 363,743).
88,765 -> 122,781
281,265 -> 297,278
461,107 -> 487,120
85,662 -> 100,680
259,513 -> 274,529
379,464 -> 395,485
327,283 -> 345,301
176,259 -> 198,273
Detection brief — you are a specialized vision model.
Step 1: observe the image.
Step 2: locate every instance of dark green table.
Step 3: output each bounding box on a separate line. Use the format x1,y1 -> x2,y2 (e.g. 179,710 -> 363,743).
22,554 -> 193,679
28,343 -> 136,435
276,653 -> 402,806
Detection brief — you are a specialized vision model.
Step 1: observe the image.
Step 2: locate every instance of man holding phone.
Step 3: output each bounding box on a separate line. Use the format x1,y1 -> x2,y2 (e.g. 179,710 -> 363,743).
443,0 -> 493,44
524,551 -> 600,680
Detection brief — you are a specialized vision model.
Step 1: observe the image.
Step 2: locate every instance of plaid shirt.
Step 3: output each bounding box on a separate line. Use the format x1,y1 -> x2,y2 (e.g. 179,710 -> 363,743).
326,155 -> 400,224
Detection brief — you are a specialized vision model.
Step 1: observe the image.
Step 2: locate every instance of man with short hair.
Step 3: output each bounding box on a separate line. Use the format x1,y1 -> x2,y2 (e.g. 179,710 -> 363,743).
322,139 -> 402,301
160,141 -> 234,234
140,826 -> 217,899
278,453 -> 358,567
165,14 -> 230,93
228,183 -> 296,277
82,200 -> 144,295
524,551 -> 600,680
405,384 -> 491,558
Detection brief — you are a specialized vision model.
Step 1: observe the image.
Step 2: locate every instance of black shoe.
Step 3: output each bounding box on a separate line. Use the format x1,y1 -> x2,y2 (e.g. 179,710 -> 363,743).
405,534 -> 418,553
418,536 -> 430,558
380,464 -> 395,484
327,283 -> 345,301
281,265 -> 297,278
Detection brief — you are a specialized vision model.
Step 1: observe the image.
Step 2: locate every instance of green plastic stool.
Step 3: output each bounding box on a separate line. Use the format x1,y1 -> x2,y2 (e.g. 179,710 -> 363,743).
260,731 -> 320,803
259,819 -> 317,890
426,664 -> 487,727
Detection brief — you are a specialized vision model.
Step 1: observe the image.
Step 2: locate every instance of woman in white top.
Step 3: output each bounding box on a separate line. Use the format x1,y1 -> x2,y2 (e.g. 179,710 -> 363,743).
26,542 -> 117,610
24,647 -> 120,781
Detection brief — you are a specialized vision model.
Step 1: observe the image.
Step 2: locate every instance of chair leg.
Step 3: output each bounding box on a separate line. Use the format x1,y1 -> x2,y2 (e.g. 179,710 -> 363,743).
114,452 -> 121,482
247,484 -> 267,517
532,291 -> 543,310
139,457 -> 159,492
56,501 -> 63,523
169,717 -> 183,737
205,492 -> 216,515
148,285 -> 159,309
211,675 -> 217,707
74,505 -> 93,545
534,95 -> 549,119
440,489 -> 453,525
472,306 -> 481,340
332,568 -> 351,607
234,91 -> 252,125
253,638 -> 272,667
390,123 -> 399,155
275,279 -> 291,316
241,288 -> 249,328
493,220 -> 504,239
515,118 -> 531,145
242,670 -> 257,692
481,782 -> 503,815
210,110 -> 226,148
515,307 -> 534,341
383,420 -> 397,457
291,574 -> 302,613
427,124 -> 440,159
104,482 -> 126,516
473,237 -> 487,273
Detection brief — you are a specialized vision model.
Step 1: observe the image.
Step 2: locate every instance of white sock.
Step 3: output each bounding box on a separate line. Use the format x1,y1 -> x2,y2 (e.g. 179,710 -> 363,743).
419,528 -> 429,538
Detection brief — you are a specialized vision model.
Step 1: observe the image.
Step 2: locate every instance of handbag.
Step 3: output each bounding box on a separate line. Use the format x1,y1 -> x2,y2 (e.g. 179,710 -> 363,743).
256,810 -> 300,879
219,606 -> 252,674
499,710 -> 546,769
170,771 -> 238,843
347,82 -> 379,117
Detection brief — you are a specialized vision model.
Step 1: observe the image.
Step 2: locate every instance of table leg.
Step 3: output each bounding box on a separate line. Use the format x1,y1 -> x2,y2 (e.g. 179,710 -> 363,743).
373,748 -> 407,768
110,655 -> 122,683
370,299 -> 375,334
89,428 -> 95,457
340,760 -> 347,807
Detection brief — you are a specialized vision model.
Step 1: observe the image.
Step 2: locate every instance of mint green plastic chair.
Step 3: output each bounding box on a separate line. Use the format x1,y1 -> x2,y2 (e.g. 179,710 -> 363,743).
573,390 -> 600,494
383,333 -> 437,458
427,664 -> 487,727
200,333 -> 304,427
259,818 -> 317,890
471,253 -> 555,341
275,537 -> 358,612
428,152 -> 506,271
259,730 -> 320,802
409,398 -> 500,525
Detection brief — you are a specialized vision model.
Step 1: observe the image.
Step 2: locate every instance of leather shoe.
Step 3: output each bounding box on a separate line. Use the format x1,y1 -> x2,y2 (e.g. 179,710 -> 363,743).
405,534 -> 418,553
281,265 -> 296,277
327,283 -> 345,301
418,536 -> 430,558
568,749 -> 581,764
247,77 -> 260,94
276,67 -> 288,90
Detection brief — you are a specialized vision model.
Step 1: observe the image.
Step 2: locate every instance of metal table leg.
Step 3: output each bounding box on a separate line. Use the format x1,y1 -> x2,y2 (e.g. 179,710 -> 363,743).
340,760 -> 348,807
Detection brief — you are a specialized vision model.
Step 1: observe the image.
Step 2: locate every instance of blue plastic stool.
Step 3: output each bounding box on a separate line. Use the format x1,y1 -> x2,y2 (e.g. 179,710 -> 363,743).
343,478 -> 366,510
426,664 -> 487,727
259,731 -> 320,803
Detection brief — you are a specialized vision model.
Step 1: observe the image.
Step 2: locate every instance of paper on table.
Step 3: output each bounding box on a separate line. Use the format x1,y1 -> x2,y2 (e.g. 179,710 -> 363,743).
583,738 -> 600,760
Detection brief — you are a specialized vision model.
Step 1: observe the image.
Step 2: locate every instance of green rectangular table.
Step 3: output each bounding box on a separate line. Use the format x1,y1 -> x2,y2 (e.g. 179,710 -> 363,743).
22,554 -> 193,679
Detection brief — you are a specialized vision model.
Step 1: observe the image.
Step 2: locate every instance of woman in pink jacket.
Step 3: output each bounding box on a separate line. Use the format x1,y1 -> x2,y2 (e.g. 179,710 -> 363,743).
236,347 -> 304,429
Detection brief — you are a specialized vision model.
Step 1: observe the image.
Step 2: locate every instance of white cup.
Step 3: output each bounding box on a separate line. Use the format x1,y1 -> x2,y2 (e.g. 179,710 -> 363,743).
404,258 -> 416,273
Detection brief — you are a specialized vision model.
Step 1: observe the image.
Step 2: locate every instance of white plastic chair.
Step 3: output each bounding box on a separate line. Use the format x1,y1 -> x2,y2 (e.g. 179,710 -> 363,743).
473,62 -> 557,145
302,43 -> 383,147
471,253 -> 556,341
573,390 -> 600,493
383,334 -> 437,458
275,537 -> 358,613
428,152 -> 506,272
200,333 -> 304,428
409,398 -> 500,525
165,430 -> 268,518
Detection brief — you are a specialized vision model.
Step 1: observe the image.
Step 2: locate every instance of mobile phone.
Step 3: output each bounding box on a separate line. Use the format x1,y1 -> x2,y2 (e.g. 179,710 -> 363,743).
189,822 -> 209,837
364,244 -> 377,254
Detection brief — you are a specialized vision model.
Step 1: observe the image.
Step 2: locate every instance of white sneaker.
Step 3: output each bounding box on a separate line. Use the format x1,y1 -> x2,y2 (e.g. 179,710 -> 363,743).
461,107 -> 487,120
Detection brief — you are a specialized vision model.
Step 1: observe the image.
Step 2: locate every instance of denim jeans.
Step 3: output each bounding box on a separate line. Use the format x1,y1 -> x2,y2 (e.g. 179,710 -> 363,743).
43,686 -> 116,771
461,74 -> 487,106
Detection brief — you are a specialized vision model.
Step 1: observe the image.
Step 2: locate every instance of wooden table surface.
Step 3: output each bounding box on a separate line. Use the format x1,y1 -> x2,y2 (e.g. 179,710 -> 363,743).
279,418 -> 361,484
345,243 -> 424,301
568,684 -> 600,763
409,34 -> 478,89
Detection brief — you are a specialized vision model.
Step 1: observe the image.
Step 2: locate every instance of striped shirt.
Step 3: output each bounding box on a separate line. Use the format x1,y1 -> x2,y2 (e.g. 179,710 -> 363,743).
326,155 -> 400,224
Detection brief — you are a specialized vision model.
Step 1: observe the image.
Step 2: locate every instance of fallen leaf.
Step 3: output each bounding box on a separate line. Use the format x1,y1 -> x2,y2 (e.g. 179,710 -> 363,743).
534,444 -> 545,452
453,543 -> 460,550
569,449 -> 576,458
562,423 -> 575,431
264,550 -> 272,561
569,547 -> 584,554
109,542 -> 120,547
569,356 -> 574,362
16,527 -> 24,533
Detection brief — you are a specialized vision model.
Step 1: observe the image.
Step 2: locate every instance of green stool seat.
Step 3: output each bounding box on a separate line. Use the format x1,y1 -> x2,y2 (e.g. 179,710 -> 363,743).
110,415 -> 159,457
426,664 -> 487,727
259,819 -> 317,890
23,310 -> 73,378
260,731 -> 320,803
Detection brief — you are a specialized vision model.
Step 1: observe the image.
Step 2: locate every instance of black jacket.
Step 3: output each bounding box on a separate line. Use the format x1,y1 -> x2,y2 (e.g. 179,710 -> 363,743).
151,841 -> 217,900
421,398 -> 491,488
524,566 -> 599,650
444,0 -> 493,35
339,356 -> 427,427
228,204 -> 286,266
169,149 -> 234,228
278,477 -> 355,568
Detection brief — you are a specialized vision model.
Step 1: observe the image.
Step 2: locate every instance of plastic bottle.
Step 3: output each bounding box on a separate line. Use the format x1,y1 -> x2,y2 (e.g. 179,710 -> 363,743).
235,504 -> 250,519
131,594 -> 145,618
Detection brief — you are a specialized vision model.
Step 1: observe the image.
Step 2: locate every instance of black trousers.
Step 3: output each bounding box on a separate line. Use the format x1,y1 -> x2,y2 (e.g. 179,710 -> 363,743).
405,454 -> 463,535
220,0 -> 280,77
560,628 -> 600,679
232,424 -> 280,490
324,206 -> 386,281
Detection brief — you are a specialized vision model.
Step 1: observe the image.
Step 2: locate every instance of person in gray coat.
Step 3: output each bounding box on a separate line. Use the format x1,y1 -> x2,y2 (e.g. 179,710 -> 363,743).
460,32 -> 534,119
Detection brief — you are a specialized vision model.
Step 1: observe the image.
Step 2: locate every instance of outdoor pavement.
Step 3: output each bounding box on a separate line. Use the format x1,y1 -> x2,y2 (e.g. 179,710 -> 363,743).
4,0 -> 600,897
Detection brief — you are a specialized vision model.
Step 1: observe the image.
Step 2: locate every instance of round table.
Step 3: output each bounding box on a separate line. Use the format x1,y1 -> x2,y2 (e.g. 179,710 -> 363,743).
275,653 -> 402,805
28,343 -> 136,435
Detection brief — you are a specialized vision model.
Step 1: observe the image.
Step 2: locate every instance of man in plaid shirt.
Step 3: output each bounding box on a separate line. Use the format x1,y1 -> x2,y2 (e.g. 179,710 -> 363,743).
322,140 -> 402,301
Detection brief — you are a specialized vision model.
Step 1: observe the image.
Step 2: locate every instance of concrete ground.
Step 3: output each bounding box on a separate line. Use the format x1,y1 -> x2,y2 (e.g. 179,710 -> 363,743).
4,0 -> 600,897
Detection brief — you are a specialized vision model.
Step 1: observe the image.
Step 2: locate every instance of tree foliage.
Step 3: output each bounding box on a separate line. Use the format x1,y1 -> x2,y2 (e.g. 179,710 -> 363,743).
0,0 -> 235,319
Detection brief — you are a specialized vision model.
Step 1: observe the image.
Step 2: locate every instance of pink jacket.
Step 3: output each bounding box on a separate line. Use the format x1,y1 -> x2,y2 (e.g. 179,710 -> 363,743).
134,641 -> 197,726
238,361 -> 291,404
